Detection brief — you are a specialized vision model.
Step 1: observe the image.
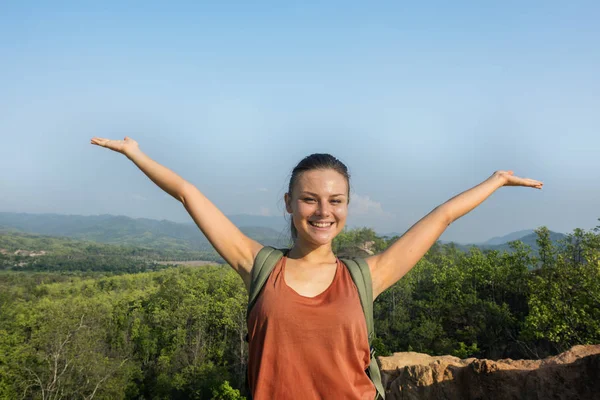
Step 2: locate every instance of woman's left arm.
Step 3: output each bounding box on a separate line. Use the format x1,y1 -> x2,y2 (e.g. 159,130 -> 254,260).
368,170 -> 543,299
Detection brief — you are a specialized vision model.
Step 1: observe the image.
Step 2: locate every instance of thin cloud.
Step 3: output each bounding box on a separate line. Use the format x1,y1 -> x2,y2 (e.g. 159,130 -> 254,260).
350,194 -> 394,218
131,194 -> 147,201
257,187 -> 269,192
259,207 -> 271,216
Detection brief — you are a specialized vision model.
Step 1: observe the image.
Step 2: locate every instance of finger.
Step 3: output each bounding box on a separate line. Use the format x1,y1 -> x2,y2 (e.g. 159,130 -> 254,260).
520,179 -> 537,186
508,177 -> 542,188
92,138 -> 110,147
512,176 -> 540,184
524,179 -> 543,188
526,179 -> 543,186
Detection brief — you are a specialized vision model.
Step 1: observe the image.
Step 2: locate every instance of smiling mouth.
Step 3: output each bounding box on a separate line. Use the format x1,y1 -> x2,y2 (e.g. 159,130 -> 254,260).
309,221 -> 334,228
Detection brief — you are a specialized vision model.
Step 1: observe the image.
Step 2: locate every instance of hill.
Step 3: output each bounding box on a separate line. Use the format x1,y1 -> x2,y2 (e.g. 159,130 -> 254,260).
480,229 -> 536,245
444,230 -> 567,254
0,212 -> 289,253
0,212 -> 567,257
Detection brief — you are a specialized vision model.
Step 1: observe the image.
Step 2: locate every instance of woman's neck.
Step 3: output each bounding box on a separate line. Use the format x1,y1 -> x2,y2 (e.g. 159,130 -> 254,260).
288,239 -> 336,264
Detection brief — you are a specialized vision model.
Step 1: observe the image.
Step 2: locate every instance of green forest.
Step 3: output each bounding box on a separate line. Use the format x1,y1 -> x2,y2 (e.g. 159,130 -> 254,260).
1,223 -> 599,399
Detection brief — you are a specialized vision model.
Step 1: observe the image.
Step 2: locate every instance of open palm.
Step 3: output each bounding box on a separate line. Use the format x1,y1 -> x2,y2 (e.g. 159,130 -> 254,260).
90,136 -> 139,156
494,170 -> 543,189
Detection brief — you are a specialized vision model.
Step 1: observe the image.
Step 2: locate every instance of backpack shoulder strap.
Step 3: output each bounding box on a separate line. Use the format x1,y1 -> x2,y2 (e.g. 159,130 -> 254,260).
341,257 -> 386,400
246,246 -> 285,320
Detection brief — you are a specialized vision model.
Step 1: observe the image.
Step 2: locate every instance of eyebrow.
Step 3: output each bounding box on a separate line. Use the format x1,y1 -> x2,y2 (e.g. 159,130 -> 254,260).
301,191 -> 346,197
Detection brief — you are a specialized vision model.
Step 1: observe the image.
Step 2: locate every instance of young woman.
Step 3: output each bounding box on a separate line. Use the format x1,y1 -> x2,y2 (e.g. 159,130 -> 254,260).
91,136 -> 543,399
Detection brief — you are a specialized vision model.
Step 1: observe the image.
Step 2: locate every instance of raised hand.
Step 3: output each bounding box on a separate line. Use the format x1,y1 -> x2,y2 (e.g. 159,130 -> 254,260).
493,170 -> 543,189
90,136 -> 139,157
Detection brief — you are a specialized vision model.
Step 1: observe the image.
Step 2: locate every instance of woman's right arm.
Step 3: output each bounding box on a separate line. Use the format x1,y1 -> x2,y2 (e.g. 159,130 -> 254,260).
90,137 -> 263,289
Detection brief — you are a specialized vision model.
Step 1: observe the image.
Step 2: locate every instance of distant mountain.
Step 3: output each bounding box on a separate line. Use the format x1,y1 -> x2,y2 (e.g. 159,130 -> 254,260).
480,231 -> 567,253
0,212 -> 289,252
479,229 -> 536,246
227,214 -> 288,232
380,232 -> 402,238
361,229 -> 568,259
442,230 -> 567,254
391,227 -> 566,254
0,212 -> 568,256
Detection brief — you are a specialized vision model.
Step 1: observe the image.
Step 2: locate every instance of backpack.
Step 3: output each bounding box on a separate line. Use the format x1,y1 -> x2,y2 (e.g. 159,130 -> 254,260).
245,246 -> 386,399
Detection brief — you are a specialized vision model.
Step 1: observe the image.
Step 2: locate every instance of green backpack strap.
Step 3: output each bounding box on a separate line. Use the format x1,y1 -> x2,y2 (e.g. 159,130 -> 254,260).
341,258 -> 386,400
246,246 -> 285,321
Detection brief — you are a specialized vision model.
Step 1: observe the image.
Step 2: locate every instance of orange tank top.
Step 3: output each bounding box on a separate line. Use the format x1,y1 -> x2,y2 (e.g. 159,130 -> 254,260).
247,256 -> 376,399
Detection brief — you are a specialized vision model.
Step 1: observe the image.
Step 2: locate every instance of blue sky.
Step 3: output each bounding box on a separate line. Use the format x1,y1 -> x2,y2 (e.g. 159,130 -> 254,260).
1,1 -> 599,243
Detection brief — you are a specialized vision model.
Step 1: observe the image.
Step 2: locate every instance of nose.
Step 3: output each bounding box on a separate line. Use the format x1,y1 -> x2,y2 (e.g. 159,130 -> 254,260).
316,201 -> 332,217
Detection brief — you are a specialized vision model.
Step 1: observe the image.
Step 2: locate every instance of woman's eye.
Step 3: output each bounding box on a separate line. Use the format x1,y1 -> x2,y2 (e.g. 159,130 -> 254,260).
331,200 -> 342,204
303,198 -> 316,202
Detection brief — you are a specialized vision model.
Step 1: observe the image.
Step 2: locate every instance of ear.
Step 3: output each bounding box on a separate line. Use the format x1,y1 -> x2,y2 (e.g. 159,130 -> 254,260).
284,193 -> 293,214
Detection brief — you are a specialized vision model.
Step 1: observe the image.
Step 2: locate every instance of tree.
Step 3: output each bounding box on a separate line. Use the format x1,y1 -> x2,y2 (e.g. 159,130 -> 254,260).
524,225 -> 600,354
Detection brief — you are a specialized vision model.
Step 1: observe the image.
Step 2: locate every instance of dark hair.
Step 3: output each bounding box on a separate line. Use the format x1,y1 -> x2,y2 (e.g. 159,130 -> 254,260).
287,153 -> 350,241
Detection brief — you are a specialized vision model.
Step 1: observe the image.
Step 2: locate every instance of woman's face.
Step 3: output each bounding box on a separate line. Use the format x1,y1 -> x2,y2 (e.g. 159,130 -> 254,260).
285,168 -> 349,247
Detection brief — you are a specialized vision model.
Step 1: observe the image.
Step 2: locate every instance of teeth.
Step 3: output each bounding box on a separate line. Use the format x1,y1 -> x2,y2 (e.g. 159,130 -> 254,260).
310,222 -> 333,228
